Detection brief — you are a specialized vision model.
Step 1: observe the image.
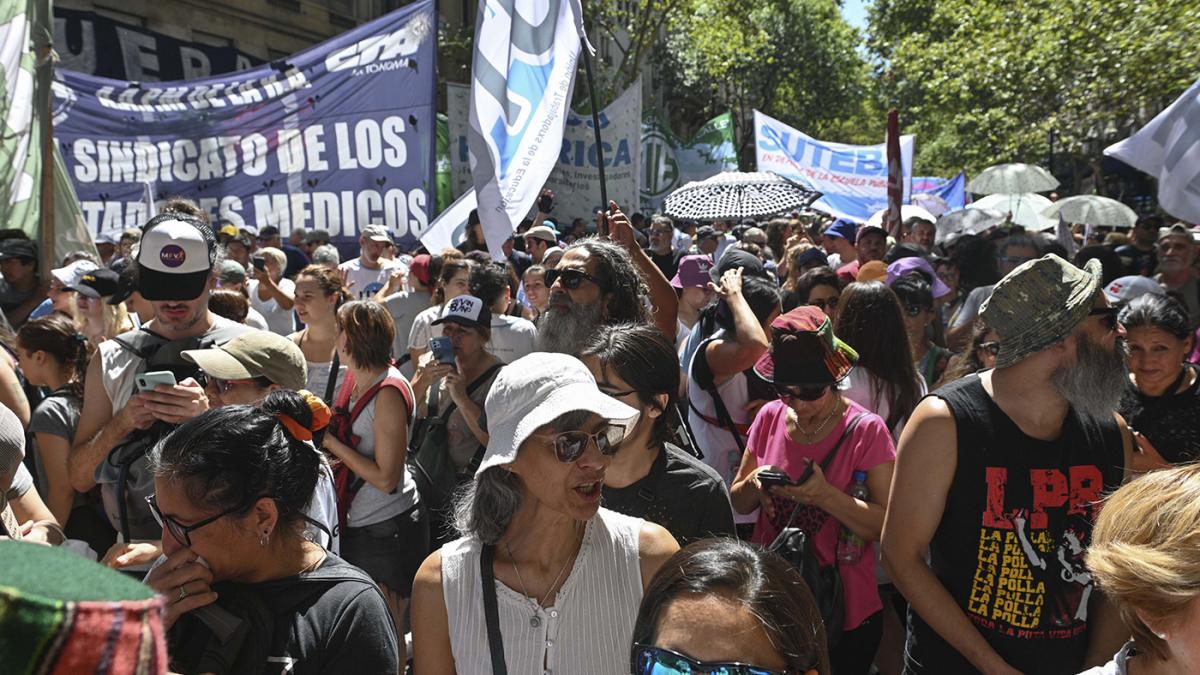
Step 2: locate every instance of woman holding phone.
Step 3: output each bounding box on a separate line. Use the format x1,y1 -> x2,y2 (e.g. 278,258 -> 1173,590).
730,306 -> 895,675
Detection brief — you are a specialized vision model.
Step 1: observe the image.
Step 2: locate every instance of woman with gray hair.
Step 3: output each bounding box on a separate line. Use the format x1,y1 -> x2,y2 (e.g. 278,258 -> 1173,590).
411,352 -> 679,674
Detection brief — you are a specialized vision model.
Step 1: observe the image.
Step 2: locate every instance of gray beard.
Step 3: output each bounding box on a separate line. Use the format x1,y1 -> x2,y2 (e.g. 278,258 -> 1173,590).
1049,334 -> 1129,423
537,297 -> 605,354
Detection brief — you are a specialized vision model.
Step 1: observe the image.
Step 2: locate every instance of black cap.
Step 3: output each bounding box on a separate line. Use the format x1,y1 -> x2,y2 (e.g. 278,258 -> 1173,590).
710,248 -> 768,283
108,267 -> 137,306
0,238 -> 36,260
68,268 -> 120,299
304,229 -> 331,244
695,226 -> 718,241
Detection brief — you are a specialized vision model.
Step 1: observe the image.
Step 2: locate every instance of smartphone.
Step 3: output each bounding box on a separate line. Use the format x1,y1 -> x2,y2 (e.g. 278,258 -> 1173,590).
429,336 -> 456,365
251,256 -> 266,271
757,469 -> 794,490
136,370 -> 177,392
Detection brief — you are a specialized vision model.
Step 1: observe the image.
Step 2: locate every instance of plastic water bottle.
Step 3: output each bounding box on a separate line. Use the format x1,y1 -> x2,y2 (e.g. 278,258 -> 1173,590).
837,471 -> 870,564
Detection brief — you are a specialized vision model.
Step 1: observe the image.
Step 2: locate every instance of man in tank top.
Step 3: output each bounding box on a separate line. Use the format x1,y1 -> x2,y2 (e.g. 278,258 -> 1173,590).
882,255 -> 1136,675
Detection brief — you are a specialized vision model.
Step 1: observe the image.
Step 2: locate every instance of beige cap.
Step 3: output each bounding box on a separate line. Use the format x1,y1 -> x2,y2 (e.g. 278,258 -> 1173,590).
182,331 -> 308,391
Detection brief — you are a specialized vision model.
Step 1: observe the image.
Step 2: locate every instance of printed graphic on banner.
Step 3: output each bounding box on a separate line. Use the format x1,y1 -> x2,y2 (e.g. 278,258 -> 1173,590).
965,465 -> 1102,638
542,79 -> 642,221
54,8 -> 261,81
755,110 -> 913,223
53,0 -> 437,248
912,173 -> 967,212
640,112 -> 737,213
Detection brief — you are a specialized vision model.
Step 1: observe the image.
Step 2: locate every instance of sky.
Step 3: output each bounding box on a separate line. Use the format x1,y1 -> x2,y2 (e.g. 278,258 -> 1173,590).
842,0 -> 871,33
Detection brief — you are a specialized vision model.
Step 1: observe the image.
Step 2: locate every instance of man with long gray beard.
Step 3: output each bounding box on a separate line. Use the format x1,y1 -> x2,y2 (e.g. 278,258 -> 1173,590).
537,238 -> 652,354
882,255 -> 1136,675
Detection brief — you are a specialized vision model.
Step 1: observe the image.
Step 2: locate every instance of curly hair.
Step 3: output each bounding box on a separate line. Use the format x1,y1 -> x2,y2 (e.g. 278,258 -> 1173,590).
565,237 -> 649,324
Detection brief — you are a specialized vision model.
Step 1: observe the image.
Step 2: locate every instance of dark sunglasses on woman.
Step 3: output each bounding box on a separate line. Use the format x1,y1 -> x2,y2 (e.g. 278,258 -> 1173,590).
774,384 -> 828,402
978,341 -> 1001,357
533,423 -> 629,462
633,644 -> 792,675
544,267 -> 608,291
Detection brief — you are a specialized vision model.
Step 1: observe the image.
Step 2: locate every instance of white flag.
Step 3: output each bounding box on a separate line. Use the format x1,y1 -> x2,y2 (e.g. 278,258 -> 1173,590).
468,0 -> 586,260
1105,77 -> 1200,223
418,187 -> 477,254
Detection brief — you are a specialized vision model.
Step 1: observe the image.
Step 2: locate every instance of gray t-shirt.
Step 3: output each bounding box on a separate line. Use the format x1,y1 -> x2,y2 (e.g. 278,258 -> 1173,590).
28,390 -> 81,502
346,367 -> 419,528
431,364 -> 500,471
951,284 -> 995,330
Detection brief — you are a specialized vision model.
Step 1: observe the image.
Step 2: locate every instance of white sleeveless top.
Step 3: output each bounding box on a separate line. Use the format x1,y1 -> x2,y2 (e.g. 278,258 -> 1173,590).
441,508 -> 644,675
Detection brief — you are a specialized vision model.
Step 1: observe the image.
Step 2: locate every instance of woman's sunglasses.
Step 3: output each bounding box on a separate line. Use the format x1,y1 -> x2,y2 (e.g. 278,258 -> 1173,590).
532,424 -> 628,462
978,341 -> 1001,357
544,268 -> 609,291
774,384 -> 829,402
633,644 -> 790,675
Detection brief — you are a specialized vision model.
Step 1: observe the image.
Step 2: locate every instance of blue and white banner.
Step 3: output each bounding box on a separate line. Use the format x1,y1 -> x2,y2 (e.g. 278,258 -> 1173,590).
1106,76 -> 1200,224
755,110 -> 914,223
913,172 -> 966,211
468,0 -> 587,259
53,0 -> 437,248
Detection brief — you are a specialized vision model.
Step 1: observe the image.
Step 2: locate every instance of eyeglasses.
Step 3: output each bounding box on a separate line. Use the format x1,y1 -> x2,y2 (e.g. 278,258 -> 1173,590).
204,375 -> 269,395
545,268 -> 609,291
904,303 -> 931,317
1089,306 -> 1120,332
809,297 -> 838,311
633,644 -> 790,675
774,384 -> 829,402
532,424 -> 628,463
146,493 -> 259,548
978,341 -> 1001,357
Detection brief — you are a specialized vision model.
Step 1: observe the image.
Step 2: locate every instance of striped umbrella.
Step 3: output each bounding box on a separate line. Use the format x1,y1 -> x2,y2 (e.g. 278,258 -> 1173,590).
664,171 -> 822,221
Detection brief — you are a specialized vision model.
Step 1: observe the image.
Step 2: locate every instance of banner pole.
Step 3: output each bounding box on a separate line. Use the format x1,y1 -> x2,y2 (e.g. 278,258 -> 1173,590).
579,46 -> 608,236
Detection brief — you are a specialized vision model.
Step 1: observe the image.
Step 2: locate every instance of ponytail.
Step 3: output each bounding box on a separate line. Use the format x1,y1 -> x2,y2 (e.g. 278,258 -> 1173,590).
16,315 -> 94,398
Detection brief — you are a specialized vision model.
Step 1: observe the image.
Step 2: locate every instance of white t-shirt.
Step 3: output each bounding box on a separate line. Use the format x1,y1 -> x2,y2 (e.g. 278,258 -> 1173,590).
339,257 -> 404,300
487,314 -> 537,363
247,278 -> 297,335
839,366 -> 927,441
244,307 -> 269,331
408,304 -> 442,353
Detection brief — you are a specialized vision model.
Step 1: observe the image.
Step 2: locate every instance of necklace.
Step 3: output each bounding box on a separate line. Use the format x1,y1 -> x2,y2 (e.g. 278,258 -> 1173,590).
794,397 -> 841,438
505,529 -> 581,628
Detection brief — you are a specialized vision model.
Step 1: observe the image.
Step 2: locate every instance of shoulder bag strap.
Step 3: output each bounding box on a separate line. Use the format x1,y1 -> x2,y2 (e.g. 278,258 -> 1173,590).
323,350 -> 340,405
480,544 -> 509,675
437,362 -> 505,422
692,338 -> 746,453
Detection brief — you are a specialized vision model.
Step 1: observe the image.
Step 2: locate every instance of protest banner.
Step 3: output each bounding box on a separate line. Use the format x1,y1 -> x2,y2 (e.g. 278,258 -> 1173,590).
54,8 -> 260,81
640,111 -> 737,213
542,78 -> 641,222
1105,76 -> 1200,223
913,172 -> 967,211
468,0 -> 587,259
754,109 -> 913,222
53,0 -> 437,248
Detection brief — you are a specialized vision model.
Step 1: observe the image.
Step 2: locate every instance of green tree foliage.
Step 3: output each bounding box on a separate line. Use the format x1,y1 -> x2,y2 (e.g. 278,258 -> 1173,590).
663,0 -> 869,165
869,0 -> 1200,185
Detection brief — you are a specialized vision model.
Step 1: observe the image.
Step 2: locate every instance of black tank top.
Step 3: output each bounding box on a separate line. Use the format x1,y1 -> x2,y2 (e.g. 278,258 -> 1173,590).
905,375 -> 1125,675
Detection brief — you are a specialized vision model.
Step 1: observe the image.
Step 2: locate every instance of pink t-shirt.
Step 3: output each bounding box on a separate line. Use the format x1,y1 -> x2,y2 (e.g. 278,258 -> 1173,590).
747,398 -> 896,631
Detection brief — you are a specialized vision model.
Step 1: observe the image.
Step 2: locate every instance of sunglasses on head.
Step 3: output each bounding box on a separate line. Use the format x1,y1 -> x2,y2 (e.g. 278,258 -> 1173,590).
774,383 -> 829,402
633,644 -> 790,675
1089,306 -> 1120,332
532,423 -> 628,463
544,267 -> 608,291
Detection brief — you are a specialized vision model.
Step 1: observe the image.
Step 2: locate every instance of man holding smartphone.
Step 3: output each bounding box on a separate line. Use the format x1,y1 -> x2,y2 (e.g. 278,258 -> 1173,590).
69,213 -> 252,569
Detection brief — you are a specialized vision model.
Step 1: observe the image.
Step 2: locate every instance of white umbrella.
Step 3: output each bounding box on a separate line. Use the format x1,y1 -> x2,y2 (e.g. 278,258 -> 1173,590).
663,171 -> 822,221
969,193 -> 1056,231
967,163 -> 1059,195
910,193 -> 950,217
1041,195 -> 1137,228
865,204 -> 937,229
935,208 -> 1006,244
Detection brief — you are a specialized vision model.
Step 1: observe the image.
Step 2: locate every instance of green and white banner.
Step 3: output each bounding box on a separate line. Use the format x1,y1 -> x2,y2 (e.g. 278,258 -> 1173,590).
640,111 -> 737,213
0,0 -> 92,262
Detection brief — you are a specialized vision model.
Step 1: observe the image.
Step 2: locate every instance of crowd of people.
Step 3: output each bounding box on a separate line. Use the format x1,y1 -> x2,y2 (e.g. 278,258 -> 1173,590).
2,189 -> 1200,675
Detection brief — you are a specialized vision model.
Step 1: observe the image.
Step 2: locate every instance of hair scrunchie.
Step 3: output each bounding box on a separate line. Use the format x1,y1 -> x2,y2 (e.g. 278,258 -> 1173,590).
274,390 -> 332,442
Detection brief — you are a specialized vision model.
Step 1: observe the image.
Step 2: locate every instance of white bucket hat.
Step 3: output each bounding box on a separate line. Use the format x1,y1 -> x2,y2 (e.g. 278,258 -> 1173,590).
477,352 -> 638,477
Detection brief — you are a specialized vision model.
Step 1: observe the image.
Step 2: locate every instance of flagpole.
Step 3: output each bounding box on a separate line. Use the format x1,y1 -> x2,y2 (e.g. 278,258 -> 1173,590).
579,46 -> 609,236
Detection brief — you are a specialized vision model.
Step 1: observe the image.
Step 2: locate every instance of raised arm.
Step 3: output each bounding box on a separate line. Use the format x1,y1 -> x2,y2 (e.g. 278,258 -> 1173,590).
704,267 -> 770,381
605,201 -> 678,342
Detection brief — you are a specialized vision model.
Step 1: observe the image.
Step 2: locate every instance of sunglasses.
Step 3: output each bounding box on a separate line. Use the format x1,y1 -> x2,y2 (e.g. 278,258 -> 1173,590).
904,303 -> 931,317
1090,306 -> 1120,332
633,645 -> 789,675
205,376 -> 270,395
146,493 -> 259,548
532,424 -> 628,463
774,384 -> 829,402
545,268 -> 608,291
809,297 -> 838,311
978,341 -> 1001,357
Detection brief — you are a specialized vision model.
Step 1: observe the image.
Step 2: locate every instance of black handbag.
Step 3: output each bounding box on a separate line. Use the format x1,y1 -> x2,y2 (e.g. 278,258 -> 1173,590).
767,412 -> 866,647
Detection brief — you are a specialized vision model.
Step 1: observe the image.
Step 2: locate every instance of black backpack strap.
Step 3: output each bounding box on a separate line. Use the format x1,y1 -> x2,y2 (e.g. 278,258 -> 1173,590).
480,544 -> 508,675
690,337 -> 746,453
323,350 -> 340,404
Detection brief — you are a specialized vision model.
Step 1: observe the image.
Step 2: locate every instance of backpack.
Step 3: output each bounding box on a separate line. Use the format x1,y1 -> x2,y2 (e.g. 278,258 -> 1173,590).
327,368 -> 414,534
97,322 -> 249,543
